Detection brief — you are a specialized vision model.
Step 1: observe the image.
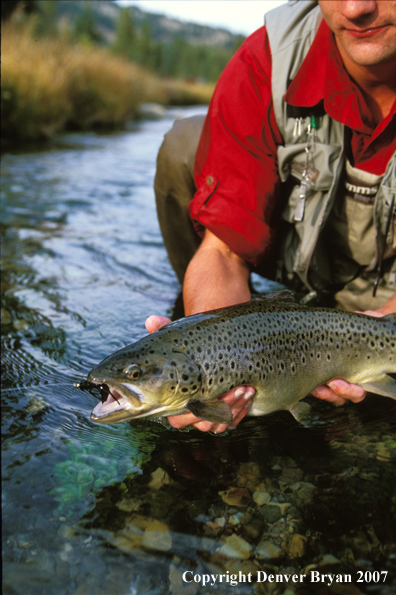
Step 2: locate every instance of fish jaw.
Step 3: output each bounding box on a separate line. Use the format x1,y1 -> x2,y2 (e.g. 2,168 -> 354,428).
89,378 -> 189,424
90,380 -> 147,424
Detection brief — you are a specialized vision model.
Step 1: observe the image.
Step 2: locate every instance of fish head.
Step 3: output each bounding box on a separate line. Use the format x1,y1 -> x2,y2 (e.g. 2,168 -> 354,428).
88,342 -> 202,424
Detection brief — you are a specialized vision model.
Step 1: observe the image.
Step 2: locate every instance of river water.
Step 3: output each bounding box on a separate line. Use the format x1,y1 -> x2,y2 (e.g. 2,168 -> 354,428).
1,106 -> 396,595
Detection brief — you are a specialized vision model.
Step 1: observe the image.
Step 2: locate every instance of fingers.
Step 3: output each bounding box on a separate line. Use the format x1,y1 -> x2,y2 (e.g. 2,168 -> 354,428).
311,379 -> 366,406
224,386 -> 255,430
145,315 -> 172,334
168,385 -> 256,433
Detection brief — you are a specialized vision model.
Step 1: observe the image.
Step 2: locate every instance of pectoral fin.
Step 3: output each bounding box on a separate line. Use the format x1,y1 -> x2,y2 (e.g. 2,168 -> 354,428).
360,374 -> 396,399
288,400 -> 312,425
186,400 -> 233,424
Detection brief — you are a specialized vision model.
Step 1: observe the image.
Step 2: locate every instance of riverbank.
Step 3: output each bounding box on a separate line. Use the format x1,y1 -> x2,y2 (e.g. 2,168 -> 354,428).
1,19 -> 214,144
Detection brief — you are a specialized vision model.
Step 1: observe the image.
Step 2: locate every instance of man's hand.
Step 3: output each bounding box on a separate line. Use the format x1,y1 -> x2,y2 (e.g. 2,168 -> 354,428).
167,385 -> 255,433
311,379 -> 366,406
145,315 -> 255,433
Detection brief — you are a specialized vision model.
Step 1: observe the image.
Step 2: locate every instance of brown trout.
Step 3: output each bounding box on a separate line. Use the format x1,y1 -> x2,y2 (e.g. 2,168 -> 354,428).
88,293 -> 396,425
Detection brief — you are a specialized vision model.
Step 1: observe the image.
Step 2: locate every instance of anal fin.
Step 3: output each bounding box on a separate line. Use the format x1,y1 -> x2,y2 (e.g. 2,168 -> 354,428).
186,400 -> 232,424
360,374 -> 396,399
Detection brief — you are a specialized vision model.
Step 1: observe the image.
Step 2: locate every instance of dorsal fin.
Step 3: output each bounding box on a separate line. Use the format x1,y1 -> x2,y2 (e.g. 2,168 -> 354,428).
252,289 -> 296,303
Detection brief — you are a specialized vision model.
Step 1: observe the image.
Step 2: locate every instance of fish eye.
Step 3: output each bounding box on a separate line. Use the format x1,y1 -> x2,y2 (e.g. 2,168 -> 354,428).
124,364 -> 142,380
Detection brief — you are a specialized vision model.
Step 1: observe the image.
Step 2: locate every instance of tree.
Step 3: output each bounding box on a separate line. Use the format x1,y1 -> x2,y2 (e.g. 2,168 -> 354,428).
113,7 -> 135,58
72,1 -> 102,45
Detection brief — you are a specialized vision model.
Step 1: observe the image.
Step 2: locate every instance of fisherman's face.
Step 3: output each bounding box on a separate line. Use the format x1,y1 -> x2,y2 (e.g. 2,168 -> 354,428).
318,0 -> 396,68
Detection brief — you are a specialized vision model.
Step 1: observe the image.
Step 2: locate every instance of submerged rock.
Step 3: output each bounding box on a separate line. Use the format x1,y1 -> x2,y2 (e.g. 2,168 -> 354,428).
255,540 -> 283,560
285,534 -> 307,559
253,491 -> 271,506
216,534 -> 253,559
149,467 -> 171,490
218,487 -> 251,508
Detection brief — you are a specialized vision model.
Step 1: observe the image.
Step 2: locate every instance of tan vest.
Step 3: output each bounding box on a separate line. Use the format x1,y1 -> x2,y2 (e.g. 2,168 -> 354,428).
265,0 -> 396,309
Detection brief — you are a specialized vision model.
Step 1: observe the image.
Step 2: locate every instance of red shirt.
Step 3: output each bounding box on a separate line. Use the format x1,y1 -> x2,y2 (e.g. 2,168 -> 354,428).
188,20 -> 396,269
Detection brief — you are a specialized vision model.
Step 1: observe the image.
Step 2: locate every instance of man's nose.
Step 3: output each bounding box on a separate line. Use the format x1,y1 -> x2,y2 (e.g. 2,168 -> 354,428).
341,0 -> 377,20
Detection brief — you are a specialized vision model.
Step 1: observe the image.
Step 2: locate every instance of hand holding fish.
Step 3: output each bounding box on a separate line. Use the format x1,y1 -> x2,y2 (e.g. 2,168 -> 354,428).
144,308 -> 379,430
145,302 -> 394,424
89,296 -> 396,428
146,314 -> 255,432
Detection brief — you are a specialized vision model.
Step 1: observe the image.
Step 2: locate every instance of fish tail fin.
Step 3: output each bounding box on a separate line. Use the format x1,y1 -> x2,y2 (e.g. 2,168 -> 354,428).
360,374 -> 396,399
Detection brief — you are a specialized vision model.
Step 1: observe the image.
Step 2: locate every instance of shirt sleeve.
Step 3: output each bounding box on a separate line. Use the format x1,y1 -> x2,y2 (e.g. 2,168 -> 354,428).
188,25 -> 283,269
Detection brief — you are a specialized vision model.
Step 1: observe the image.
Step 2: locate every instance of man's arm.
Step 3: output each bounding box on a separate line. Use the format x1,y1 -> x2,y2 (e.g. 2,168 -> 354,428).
182,229 -> 251,315
147,229 -> 256,433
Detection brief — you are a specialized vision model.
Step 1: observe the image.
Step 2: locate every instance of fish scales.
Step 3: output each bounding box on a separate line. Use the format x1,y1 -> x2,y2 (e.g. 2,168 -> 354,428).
160,302 -> 395,416
88,295 -> 396,425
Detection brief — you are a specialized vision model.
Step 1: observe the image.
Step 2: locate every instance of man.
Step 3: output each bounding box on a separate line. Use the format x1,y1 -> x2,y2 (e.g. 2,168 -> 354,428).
148,0 -> 396,432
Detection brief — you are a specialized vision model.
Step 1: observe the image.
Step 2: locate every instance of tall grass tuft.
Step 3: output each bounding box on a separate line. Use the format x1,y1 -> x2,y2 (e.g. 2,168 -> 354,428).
1,17 -> 214,143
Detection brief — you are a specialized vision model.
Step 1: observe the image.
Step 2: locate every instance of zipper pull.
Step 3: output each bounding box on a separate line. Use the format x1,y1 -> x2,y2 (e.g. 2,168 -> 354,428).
293,117 -> 303,138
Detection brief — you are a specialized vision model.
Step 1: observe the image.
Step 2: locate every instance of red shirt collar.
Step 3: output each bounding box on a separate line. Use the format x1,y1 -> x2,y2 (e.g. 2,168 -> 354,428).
284,19 -> 396,137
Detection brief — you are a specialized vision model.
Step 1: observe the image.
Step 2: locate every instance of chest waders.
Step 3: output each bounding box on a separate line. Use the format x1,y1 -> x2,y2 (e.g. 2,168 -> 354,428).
265,0 -> 396,308
154,1 -> 395,311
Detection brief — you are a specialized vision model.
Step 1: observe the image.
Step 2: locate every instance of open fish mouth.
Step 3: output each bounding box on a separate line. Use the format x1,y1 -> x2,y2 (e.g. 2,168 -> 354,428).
89,381 -> 175,422
90,381 -> 144,422
91,387 -> 132,419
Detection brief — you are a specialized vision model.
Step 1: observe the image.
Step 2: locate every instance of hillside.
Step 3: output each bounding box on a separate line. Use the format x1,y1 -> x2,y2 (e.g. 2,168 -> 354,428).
3,0 -> 245,82
54,0 -> 243,48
